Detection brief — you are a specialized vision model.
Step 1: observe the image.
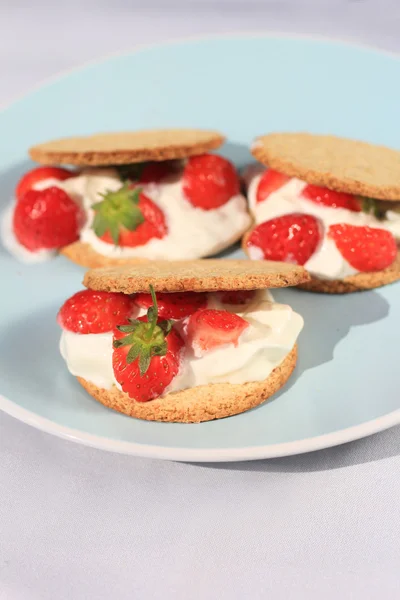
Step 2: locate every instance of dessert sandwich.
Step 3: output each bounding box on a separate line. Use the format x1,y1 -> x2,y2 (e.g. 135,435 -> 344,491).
243,133 -> 400,293
2,129 -> 252,267
57,260 -> 309,423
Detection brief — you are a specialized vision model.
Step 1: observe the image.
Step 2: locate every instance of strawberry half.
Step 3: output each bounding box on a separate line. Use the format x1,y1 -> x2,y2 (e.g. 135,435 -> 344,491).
16,166 -> 74,202
134,291 -> 207,319
246,213 -> 321,266
57,290 -> 136,334
113,286 -> 184,401
328,224 -> 397,272
139,161 -> 180,184
182,154 -> 240,210
13,187 -> 82,251
302,184 -> 361,212
256,169 -> 291,204
186,309 -> 249,356
92,183 -> 167,247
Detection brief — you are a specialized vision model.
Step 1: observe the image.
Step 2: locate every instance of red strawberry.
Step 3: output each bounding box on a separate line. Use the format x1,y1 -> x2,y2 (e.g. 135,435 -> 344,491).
246,213 -> 321,266
256,169 -> 291,204
302,184 -> 361,212
112,286 -> 184,401
328,224 -> 397,272
182,154 -> 240,210
57,290 -> 136,334
13,187 -> 81,251
135,291 -> 207,319
215,290 -> 256,305
93,183 -> 167,247
16,166 -> 74,202
186,309 -> 249,355
139,161 -> 180,184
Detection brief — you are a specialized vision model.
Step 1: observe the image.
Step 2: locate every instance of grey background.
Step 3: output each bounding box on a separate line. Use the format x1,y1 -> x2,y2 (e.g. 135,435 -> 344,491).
1,1 -> 400,598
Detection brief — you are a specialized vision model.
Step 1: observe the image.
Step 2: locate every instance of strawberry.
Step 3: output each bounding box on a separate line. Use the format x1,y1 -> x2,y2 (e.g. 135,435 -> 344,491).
182,154 -> 240,210
134,291 -> 207,319
256,169 -> 291,204
186,309 -> 249,356
13,187 -> 81,251
57,290 -> 136,334
302,184 -> 361,212
215,290 -> 256,305
16,166 -> 74,202
139,161 -> 180,184
328,224 -> 397,272
246,213 -> 321,266
92,183 -> 167,246
112,286 -> 184,401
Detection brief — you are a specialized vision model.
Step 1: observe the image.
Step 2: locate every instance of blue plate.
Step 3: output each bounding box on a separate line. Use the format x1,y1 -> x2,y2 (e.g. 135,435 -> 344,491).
1,35 -> 400,461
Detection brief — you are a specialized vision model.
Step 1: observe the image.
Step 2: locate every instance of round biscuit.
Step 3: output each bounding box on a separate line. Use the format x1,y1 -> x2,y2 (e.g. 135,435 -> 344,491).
77,345 -> 297,423
252,132 -> 400,200
29,129 -> 225,166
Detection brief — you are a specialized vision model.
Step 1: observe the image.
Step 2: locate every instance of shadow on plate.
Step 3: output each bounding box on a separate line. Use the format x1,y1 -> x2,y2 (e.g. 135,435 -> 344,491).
191,424 -> 400,473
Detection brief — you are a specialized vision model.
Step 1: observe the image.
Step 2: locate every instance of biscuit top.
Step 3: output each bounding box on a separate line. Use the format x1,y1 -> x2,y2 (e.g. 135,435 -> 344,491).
29,129 -> 225,166
83,259 -> 310,293
252,132 -> 400,200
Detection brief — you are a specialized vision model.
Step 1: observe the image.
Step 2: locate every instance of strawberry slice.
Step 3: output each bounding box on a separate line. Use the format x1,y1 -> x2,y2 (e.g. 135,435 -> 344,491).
328,224 -> 397,272
135,291 -> 207,319
302,184 -> 361,212
186,309 -> 249,356
246,213 -> 321,266
182,154 -> 240,210
13,187 -> 81,251
256,169 -> 291,204
16,166 -> 74,202
215,290 -> 256,305
92,183 -> 167,247
57,290 -> 136,334
112,286 -> 184,401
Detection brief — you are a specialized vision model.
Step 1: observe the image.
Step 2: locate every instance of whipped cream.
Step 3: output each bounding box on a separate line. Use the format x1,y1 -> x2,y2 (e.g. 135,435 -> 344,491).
59,290 -> 303,396
246,169 -> 400,280
3,166 -> 251,263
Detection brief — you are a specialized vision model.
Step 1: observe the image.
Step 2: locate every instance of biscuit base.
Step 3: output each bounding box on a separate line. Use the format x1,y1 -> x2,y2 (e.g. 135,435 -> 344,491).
76,345 -> 297,423
61,224 -> 250,269
242,231 -> 400,294
298,252 -> 400,293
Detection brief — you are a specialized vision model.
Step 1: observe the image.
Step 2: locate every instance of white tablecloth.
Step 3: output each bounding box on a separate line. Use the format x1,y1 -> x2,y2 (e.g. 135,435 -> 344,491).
1,2 -> 400,598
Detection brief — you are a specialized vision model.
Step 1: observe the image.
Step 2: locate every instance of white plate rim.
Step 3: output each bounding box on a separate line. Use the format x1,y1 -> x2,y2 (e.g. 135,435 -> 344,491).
1,32 -> 400,461
1,393 -> 399,462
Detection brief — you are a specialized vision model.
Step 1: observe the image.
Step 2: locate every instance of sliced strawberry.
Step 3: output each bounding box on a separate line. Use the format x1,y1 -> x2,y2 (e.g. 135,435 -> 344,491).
182,154 -> 240,210
16,166 -> 74,202
256,169 -> 291,204
328,224 -> 397,272
215,290 -> 256,305
92,183 -> 167,247
246,213 -> 321,266
112,286 -> 184,401
57,290 -> 136,334
139,161 -> 180,184
302,184 -> 361,212
186,309 -> 249,356
135,291 -> 207,319
13,187 -> 81,251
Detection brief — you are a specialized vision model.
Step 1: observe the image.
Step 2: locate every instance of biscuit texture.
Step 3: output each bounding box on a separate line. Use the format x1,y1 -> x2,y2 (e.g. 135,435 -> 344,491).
83,259 -> 310,293
243,232 -> 400,293
298,251 -> 400,293
29,130 -> 225,166
77,345 -> 297,423
252,132 -> 400,200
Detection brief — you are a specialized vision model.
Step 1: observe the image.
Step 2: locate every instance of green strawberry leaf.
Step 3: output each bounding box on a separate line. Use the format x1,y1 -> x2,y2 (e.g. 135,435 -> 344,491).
114,163 -> 146,182
113,285 -> 174,376
92,183 -> 144,245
